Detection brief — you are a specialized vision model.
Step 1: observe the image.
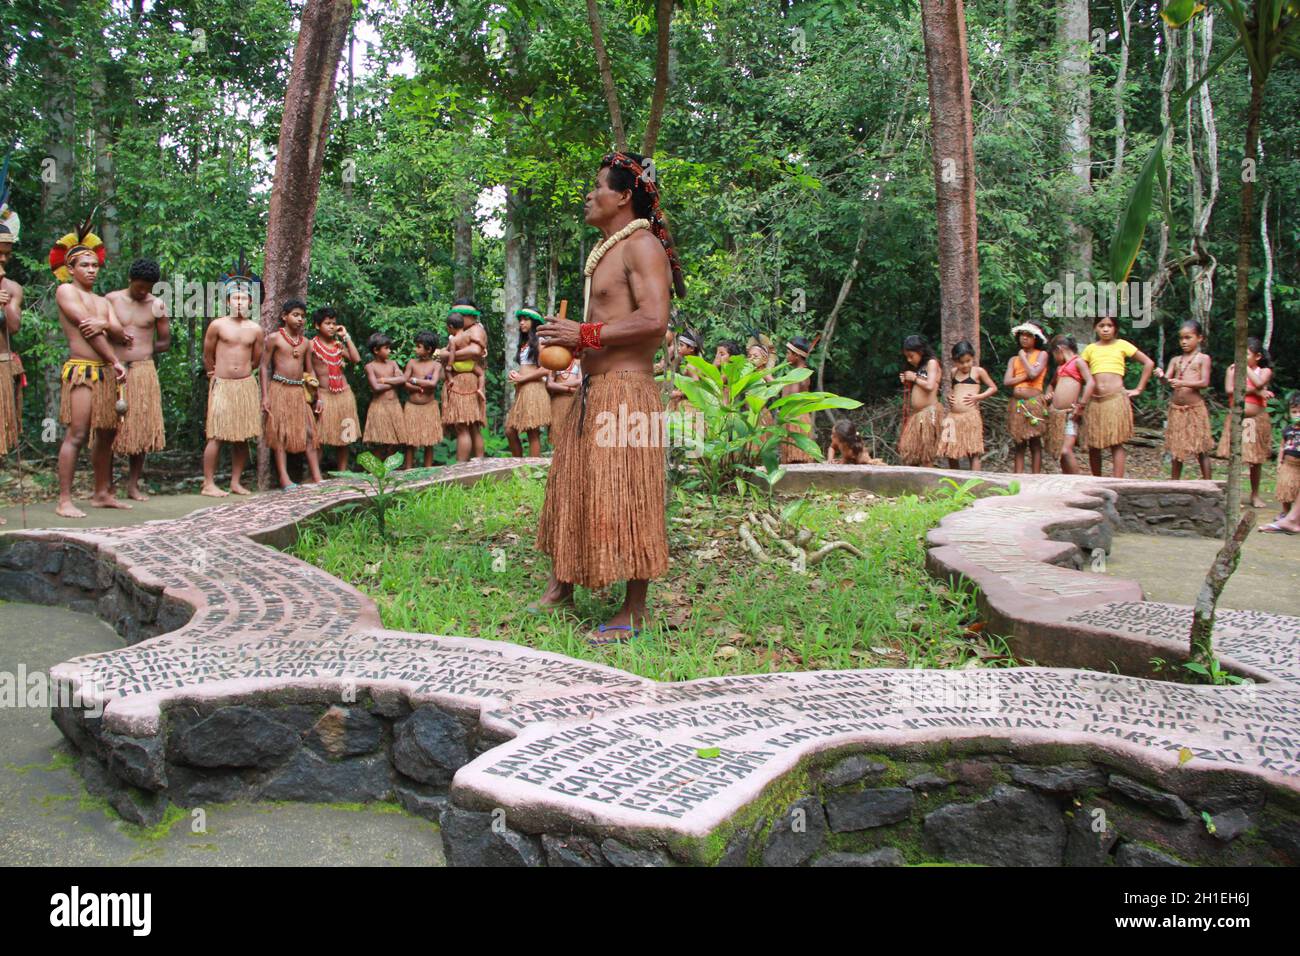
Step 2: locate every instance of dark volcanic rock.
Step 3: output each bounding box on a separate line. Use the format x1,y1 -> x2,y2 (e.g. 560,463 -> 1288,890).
924,785 -> 1066,866
1064,807 -> 1119,865
439,806 -> 544,867
1108,774 -> 1193,822
304,705 -> 383,758
259,749 -> 392,803
761,797 -> 827,867
542,833 -> 608,867
1009,764 -> 1105,797
1116,843 -> 1189,867
816,755 -> 888,788
391,707 -> 472,787
172,706 -> 300,769
826,787 -> 914,832
103,732 -> 167,790
601,838 -> 675,867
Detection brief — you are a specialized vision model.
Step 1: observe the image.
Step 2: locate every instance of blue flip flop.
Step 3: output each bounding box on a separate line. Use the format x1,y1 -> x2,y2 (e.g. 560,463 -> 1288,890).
281,482 -> 299,492
587,624 -> 640,646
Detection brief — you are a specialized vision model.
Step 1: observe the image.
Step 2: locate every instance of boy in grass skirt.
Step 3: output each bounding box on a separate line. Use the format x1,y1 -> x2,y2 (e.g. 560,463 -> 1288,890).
310,306 -> 362,472
260,297 -> 323,489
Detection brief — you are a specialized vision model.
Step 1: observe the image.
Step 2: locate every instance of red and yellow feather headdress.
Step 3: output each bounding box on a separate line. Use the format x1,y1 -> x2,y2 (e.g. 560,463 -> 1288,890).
49,213 -> 106,281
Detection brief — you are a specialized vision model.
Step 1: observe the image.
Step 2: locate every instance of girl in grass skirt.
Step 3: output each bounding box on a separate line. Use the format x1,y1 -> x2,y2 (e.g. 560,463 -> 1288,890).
1216,338 -> 1275,508
938,339 -> 997,470
1081,315 -> 1157,478
1161,319 -> 1214,481
898,334 -> 942,466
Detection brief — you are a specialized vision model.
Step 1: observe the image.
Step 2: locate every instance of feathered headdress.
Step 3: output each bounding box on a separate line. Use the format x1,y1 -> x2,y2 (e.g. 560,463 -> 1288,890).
49,210 -> 105,281
221,251 -> 260,297
0,148 -> 18,246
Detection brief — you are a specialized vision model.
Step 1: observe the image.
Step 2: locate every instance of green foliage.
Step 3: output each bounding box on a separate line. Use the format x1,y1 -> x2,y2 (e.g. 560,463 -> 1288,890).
674,354 -> 860,495
331,451 -> 407,535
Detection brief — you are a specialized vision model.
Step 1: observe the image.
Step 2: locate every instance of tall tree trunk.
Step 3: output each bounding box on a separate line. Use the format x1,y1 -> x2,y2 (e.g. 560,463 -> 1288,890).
1188,11 -> 1219,336
585,0 -> 626,151
258,0 -> 352,488
1058,0 -> 1092,342
1145,22 -> 1179,366
641,0 -> 674,157
918,0 -> 980,367
525,226 -> 538,307
815,208 -> 871,424
1260,175 -> 1274,351
1113,0 -> 1135,176
453,200 -> 475,300
42,0 -> 78,440
1224,79 -> 1265,533
502,185 -> 525,416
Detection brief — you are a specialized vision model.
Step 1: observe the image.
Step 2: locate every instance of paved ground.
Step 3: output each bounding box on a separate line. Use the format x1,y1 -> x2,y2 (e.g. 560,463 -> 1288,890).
0,491 -> 248,533
0,601 -> 444,866
1104,506 -> 1300,618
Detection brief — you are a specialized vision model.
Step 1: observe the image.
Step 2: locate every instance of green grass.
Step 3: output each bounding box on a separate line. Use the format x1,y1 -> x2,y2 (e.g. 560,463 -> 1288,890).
290,472 -> 1010,682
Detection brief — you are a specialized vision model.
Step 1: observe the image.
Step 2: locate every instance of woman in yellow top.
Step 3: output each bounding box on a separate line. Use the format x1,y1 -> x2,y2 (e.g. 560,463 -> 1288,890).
1080,315 -> 1157,478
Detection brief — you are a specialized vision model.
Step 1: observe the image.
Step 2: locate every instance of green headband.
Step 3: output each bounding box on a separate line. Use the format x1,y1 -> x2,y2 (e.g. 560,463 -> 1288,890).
516,308 -> 543,323
449,305 -> 480,318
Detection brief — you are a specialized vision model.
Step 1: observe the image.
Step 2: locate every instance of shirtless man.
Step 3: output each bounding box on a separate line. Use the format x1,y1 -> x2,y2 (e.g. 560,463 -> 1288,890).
108,259 -> 170,500
260,298 -> 323,489
202,270 -> 264,496
0,213 -> 23,525
49,223 -> 129,518
533,151 -> 684,641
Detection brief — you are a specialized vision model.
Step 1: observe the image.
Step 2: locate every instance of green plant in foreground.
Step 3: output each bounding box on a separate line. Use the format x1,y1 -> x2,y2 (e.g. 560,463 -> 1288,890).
330,451 -> 406,536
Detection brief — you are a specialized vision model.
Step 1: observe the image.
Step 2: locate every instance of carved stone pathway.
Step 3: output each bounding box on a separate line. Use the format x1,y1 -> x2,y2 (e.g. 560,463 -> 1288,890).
2,459 -> 1297,866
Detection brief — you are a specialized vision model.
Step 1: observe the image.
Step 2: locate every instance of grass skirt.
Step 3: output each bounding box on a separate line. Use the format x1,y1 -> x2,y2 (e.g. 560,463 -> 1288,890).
536,370 -> 669,588
60,360 -> 118,432
1046,406 -> 1083,458
264,379 -> 319,452
442,371 -> 485,426
550,393 -> 576,440
317,385 -> 360,446
0,356 -> 16,455
404,399 -> 444,447
1276,458 -> 1300,504
1216,411 -> 1272,465
1008,394 -> 1047,442
206,375 -> 261,442
1084,390 -> 1133,450
113,360 -> 165,455
505,377 -> 551,432
364,397 -> 407,445
899,403 -> 942,465
1164,401 -> 1214,462
937,408 -> 984,459
781,414 -> 816,463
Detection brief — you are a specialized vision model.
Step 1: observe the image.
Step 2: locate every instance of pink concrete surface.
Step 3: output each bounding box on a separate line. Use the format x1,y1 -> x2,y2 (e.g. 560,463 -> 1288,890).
7,458 -> 1297,843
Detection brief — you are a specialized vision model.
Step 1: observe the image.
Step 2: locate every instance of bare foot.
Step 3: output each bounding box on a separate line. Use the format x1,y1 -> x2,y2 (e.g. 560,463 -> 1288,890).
127,487 -> 150,502
1250,497 -> 1268,509
90,494 -> 133,510
201,484 -> 230,498
229,484 -> 251,496
55,501 -> 87,519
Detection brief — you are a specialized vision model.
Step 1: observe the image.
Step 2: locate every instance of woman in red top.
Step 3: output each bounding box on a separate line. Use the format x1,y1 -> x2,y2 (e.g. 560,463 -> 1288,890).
1217,337 -> 1274,508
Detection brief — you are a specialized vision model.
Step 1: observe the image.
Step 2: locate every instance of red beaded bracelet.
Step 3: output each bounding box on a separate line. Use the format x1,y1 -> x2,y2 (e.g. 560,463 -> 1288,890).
579,322 -> 604,351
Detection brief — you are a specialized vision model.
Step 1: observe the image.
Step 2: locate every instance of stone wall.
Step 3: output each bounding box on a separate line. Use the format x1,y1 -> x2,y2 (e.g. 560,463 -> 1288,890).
441,746 -> 1300,867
